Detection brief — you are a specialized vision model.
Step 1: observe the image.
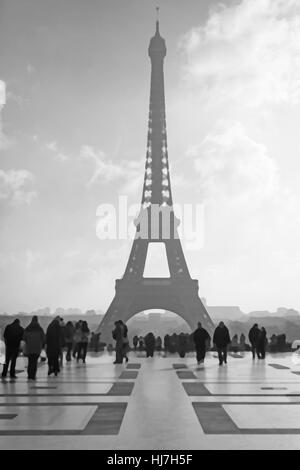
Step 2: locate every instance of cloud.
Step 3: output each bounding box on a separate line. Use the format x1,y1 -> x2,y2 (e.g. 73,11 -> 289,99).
26,64 -> 35,76
80,145 -> 143,193
179,0 -> 300,107
45,141 -> 58,152
45,140 -> 69,162
25,250 -> 41,270
187,121 -> 279,205
0,169 -> 37,205
80,145 -> 123,184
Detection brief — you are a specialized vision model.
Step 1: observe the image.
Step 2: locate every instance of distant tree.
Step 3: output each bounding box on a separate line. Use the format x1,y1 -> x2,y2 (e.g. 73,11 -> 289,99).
86,310 -> 96,316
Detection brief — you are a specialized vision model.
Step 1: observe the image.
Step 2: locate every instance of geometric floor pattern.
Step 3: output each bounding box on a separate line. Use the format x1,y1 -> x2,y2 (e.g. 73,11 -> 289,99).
1,351 -> 300,448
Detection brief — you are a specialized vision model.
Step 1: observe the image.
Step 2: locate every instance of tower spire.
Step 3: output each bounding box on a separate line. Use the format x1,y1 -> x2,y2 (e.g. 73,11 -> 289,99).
156,6 -> 160,34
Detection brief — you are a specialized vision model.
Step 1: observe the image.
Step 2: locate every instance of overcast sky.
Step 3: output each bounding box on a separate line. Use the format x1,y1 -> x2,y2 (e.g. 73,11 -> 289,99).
1,0 -> 300,315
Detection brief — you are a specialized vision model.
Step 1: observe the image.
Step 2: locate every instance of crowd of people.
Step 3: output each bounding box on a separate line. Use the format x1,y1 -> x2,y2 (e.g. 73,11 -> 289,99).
1,316 -> 92,380
111,320 -> 269,366
0,316 -> 272,380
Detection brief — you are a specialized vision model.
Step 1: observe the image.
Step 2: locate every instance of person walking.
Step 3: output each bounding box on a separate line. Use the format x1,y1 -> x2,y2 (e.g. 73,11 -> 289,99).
257,326 -> 267,359
178,333 -> 188,358
163,334 -> 170,354
58,317 -> 65,368
120,321 -> 129,363
248,324 -> 261,359
1,319 -> 24,380
213,321 -> 231,365
144,332 -> 155,357
133,335 -> 139,351
72,321 -> 82,358
138,336 -> 144,352
112,320 -> 124,364
193,322 -> 211,365
156,336 -> 162,352
23,316 -> 45,381
64,321 -> 75,362
77,321 -> 90,363
231,334 -> 239,353
46,318 -> 63,376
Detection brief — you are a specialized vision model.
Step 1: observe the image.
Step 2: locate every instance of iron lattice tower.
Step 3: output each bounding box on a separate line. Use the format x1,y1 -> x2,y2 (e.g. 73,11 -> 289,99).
97,19 -> 214,343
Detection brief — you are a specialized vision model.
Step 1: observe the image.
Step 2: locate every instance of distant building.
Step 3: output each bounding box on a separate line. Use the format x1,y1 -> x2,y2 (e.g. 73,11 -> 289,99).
285,309 -> 299,317
207,306 -> 244,321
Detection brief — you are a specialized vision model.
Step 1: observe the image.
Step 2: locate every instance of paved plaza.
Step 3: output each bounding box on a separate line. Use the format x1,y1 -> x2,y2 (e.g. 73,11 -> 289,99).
1,351 -> 300,449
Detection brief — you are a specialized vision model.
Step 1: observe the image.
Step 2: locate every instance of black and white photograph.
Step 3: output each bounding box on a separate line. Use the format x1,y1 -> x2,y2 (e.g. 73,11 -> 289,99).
1,0 -> 300,456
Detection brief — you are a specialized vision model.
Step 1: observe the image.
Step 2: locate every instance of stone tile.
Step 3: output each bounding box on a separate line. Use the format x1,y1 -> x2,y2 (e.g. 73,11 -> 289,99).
82,403 -> 127,435
0,405 -> 97,431
193,403 -> 240,434
107,382 -> 134,396
182,382 -> 211,396
119,371 -> 138,379
224,404 -> 300,429
176,371 -> 197,379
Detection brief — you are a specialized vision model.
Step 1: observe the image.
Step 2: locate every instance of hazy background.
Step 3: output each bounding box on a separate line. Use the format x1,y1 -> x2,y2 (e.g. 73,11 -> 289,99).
1,0 -> 300,315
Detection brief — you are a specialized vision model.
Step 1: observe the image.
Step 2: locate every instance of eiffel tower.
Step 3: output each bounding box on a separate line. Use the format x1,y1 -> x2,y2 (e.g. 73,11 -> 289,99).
98,17 -> 214,344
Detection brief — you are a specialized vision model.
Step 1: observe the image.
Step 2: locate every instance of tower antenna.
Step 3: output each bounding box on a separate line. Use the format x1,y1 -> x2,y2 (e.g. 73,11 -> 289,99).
156,6 -> 159,21
155,6 -> 160,33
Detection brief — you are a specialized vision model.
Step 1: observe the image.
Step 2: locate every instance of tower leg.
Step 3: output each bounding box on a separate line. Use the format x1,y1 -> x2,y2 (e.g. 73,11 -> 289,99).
98,291 -> 133,345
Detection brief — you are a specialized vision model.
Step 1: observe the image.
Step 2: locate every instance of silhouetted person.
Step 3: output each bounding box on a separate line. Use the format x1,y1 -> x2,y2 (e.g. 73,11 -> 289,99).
95,333 -> 100,352
164,334 -> 170,353
138,336 -> 144,351
239,333 -> 246,351
133,335 -> 139,351
120,321 -> 129,363
248,324 -> 260,359
91,332 -> 100,352
23,316 -> 45,381
193,322 -> 210,364
270,334 -> 278,353
72,320 -> 82,358
231,334 -> 239,353
46,318 -> 63,376
213,322 -> 231,365
169,333 -> 179,354
178,333 -> 188,358
144,332 -> 155,357
156,336 -> 162,352
257,327 -> 267,359
112,320 -> 124,364
277,334 -> 287,352
58,317 -> 65,367
1,319 -> 24,379
64,321 -> 75,362
77,321 -> 90,363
